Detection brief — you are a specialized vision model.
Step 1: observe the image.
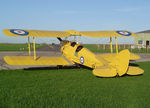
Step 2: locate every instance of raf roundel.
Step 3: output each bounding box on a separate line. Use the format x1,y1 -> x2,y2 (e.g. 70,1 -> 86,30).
10,29 -> 29,36
116,31 -> 132,36
80,56 -> 84,64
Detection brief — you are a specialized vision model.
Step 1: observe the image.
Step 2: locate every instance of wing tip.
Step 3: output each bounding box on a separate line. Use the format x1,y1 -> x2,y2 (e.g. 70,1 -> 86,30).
2,29 -> 9,35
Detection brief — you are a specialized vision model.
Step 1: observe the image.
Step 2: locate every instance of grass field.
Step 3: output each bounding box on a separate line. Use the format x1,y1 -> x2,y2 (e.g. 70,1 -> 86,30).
0,62 -> 150,108
0,43 -> 150,53
84,44 -> 150,53
0,43 -> 46,51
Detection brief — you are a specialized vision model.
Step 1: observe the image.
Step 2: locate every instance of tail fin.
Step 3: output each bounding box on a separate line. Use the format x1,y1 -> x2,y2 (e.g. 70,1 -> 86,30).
93,49 -> 130,77
110,49 -> 130,76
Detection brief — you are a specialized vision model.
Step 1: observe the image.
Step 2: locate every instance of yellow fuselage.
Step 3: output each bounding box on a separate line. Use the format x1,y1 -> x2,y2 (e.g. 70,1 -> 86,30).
61,41 -> 103,68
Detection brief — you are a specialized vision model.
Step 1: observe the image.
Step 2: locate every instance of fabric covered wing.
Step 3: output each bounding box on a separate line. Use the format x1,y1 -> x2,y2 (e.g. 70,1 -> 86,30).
97,53 -> 141,62
127,66 -> 144,75
3,29 -> 70,37
3,29 -> 136,38
80,31 -> 136,37
4,56 -> 73,65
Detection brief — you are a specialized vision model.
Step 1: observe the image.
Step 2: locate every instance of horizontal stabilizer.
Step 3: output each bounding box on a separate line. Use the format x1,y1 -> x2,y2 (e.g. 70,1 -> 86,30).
127,66 -> 144,75
4,56 -> 73,65
130,53 -> 141,60
93,66 -> 117,77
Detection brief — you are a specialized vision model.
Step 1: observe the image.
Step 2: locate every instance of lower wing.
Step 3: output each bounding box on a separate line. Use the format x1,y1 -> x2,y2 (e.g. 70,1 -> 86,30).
4,56 -> 74,65
97,52 -> 141,62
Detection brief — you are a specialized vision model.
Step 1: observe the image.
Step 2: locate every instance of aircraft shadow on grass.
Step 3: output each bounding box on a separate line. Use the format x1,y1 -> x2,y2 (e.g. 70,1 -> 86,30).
24,64 -> 92,71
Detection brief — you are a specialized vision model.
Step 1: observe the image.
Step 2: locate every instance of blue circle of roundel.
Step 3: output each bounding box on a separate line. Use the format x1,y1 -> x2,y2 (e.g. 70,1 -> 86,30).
116,31 -> 132,36
10,29 -> 29,36
80,56 -> 84,64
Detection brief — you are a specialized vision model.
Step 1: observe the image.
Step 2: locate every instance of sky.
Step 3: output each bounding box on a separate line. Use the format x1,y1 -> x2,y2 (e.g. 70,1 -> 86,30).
0,0 -> 150,44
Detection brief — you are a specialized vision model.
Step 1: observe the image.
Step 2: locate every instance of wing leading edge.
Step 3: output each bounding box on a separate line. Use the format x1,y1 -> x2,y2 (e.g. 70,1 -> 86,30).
4,56 -> 74,65
80,31 -> 136,37
3,29 -> 137,37
3,29 -> 71,37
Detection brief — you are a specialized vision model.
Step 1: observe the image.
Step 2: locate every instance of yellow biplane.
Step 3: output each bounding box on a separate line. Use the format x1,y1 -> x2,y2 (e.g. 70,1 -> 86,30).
3,29 -> 144,77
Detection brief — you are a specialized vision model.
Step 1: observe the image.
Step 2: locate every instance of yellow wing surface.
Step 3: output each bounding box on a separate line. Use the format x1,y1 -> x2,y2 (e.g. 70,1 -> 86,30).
4,56 -> 73,65
80,31 -> 137,37
3,29 -> 70,37
97,53 -> 141,62
3,29 -> 136,37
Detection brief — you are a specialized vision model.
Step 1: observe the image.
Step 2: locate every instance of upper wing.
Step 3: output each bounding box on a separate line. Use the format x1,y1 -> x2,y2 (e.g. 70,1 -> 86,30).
80,31 -> 136,37
3,29 -> 70,37
4,56 -> 74,65
3,29 -> 136,37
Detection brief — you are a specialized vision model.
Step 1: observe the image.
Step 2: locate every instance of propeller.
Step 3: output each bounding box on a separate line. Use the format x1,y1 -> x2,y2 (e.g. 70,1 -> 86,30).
57,37 -> 69,46
57,37 -> 62,42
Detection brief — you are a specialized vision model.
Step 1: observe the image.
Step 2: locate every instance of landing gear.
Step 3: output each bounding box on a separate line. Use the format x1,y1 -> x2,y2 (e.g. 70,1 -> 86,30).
56,65 -> 63,69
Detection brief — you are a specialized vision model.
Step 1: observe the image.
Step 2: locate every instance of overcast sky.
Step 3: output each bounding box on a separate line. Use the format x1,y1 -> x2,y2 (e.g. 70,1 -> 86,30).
0,0 -> 150,44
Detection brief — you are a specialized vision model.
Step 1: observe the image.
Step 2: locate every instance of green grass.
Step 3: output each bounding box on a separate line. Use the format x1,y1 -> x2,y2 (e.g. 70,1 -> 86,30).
0,43 -> 150,53
0,62 -> 150,108
84,44 -> 150,53
0,43 -> 46,51
84,44 -> 111,53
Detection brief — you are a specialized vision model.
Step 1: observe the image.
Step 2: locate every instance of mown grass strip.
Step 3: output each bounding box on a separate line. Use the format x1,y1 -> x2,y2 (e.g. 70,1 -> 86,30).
0,43 -> 46,51
0,62 -> 149,108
